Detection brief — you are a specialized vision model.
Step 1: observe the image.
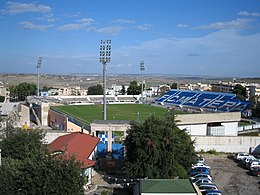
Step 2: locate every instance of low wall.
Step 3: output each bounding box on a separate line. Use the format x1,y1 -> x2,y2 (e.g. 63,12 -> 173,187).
191,136 -> 260,153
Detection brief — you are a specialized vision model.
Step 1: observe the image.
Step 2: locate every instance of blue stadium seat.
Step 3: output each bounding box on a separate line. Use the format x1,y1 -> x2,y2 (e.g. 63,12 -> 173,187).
155,90 -> 249,112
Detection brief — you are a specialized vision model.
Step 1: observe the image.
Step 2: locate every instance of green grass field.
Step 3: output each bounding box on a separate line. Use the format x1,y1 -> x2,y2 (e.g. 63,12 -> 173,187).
51,104 -> 182,124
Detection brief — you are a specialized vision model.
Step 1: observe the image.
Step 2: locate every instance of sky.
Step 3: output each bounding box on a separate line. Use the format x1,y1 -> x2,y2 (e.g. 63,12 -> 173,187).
0,0 -> 260,77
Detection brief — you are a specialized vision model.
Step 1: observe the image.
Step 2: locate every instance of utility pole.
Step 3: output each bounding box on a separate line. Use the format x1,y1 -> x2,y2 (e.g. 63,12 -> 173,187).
100,40 -> 111,120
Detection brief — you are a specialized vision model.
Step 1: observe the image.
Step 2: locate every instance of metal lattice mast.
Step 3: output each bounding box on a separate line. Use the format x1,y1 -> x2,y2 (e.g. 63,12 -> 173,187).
36,57 -> 43,96
100,40 -> 111,120
140,61 -> 145,102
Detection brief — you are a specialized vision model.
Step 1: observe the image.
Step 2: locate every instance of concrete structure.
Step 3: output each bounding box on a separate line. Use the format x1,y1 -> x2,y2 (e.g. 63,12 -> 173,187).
43,131 -> 70,144
211,83 -> 234,93
0,82 -> 10,102
0,102 -> 30,129
91,120 -> 131,152
48,109 -> 89,133
177,112 -> 241,136
191,136 -> 260,153
48,86 -> 88,96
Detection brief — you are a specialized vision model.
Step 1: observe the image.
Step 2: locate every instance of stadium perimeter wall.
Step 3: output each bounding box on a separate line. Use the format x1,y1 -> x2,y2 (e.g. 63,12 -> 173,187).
192,136 -> 260,153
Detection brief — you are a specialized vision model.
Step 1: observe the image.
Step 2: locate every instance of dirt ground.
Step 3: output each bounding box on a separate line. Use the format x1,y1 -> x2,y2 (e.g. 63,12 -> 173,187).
204,154 -> 260,195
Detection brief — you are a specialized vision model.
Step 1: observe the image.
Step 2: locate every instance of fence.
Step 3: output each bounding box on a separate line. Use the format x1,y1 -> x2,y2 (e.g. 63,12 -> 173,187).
238,123 -> 260,132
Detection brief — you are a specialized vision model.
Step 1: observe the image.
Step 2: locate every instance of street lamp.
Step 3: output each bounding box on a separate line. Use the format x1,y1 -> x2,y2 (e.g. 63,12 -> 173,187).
36,57 -> 43,96
140,61 -> 145,102
100,40 -> 111,120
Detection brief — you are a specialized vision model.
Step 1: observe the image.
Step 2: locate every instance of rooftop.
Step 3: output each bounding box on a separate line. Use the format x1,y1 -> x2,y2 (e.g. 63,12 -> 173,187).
140,179 -> 197,193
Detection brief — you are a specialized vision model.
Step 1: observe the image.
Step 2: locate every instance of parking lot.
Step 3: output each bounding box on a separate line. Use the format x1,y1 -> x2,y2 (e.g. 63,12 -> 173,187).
204,154 -> 260,194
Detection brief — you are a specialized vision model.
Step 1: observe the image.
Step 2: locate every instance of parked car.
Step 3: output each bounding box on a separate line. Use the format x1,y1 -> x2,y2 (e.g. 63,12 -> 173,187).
241,155 -> 256,166
190,173 -> 212,182
245,158 -> 259,169
199,184 -> 218,192
194,178 -> 212,186
236,152 -> 250,161
201,190 -> 222,195
197,157 -> 205,164
189,167 -> 211,177
192,176 -> 213,183
250,161 -> 260,170
192,162 -> 211,170
251,167 -> 260,177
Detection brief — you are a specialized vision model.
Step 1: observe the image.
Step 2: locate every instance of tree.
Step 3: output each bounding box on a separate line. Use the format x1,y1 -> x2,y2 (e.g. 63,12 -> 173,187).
0,128 -> 86,194
0,128 -> 48,160
9,85 -> 18,101
233,84 -> 247,100
87,84 -> 103,95
0,95 -> 5,102
123,112 -> 196,179
120,85 -> 126,95
9,82 -> 37,101
127,80 -> 141,95
42,85 -> 50,92
252,100 -> 260,118
171,83 -> 178,89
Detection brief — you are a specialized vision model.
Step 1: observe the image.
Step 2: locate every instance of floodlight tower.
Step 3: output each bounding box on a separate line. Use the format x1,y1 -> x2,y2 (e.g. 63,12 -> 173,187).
140,61 -> 145,102
100,40 -> 111,120
36,57 -> 43,96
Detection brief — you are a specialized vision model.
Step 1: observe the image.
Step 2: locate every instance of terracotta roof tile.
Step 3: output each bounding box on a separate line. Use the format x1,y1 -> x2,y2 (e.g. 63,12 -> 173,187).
49,132 -> 100,168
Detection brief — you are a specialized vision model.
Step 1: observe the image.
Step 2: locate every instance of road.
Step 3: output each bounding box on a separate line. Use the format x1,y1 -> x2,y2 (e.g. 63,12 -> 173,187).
205,154 -> 260,195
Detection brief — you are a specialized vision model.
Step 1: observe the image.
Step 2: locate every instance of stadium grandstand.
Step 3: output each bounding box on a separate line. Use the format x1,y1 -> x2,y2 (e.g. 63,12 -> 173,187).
154,89 -> 250,115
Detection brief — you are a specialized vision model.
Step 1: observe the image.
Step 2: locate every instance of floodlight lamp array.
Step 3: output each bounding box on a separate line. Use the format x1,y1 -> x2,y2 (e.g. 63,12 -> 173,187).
36,57 -> 43,68
140,61 -> 145,71
100,40 -> 111,63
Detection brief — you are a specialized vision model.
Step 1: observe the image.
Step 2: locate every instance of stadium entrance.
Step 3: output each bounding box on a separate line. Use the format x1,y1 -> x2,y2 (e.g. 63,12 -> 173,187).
91,120 -> 130,159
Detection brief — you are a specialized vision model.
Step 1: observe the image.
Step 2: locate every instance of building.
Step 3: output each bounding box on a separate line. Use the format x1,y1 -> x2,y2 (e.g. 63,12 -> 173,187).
133,179 -> 200,195
49,132 -> 100,185
0,102 -> 30,129
211,83 -> 234,93
0,82 -> 10,102
177,112 -> 241,136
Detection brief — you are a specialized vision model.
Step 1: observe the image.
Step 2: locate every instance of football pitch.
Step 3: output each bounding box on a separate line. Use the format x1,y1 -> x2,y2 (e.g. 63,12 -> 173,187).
51,104 -> 181,124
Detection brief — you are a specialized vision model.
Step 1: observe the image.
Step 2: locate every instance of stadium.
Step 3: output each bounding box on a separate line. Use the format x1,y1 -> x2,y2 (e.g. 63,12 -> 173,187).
26,89 -> 260,159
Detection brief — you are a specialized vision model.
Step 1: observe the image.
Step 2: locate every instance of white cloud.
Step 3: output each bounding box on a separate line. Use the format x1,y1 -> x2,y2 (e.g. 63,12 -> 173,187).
110,30 -> 260,76
58,23 -> 84,31
1,1 -> 51,14
194,18 -> 253,30
64,12 -> 81,18
58,18 -> 94,31
177,24 -> 188,28
38,14 -> 57,22
238,11 -> 250,16
112,19 -> 135,24
252,12 -> 260,17
76,18 -> 94,24
95,26 -> 124,35
20,22 -> 53,31
238,11 -> 260,17
135,23 -> 153,30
